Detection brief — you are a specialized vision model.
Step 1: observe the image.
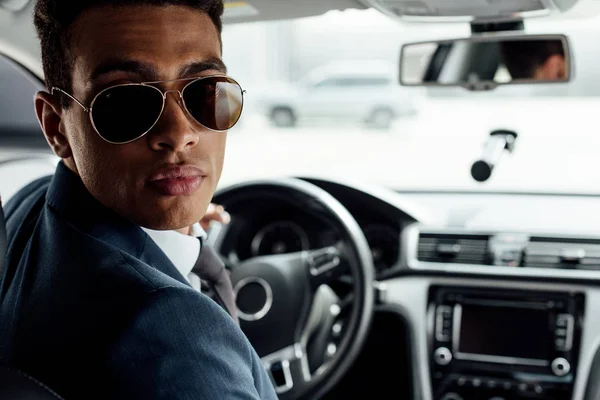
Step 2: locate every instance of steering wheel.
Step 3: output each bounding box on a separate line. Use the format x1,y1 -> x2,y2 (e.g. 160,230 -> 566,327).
211,179 -> 375,400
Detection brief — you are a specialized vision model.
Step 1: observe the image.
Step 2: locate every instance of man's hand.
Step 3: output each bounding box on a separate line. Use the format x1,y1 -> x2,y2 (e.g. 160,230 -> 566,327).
176,203 -> 231,236
200,203 -> 231,231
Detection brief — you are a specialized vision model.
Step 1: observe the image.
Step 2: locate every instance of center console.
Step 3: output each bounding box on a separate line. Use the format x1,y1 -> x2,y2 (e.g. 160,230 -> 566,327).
429,286 -> 584,400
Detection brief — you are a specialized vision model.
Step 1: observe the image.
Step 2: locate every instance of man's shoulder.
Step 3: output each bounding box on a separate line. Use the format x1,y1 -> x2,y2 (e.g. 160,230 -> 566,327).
109,282 -> 279,400
114,247 -> 194,293
5,195 -> 188,302
42,216 -> 188,295
3,175 -> 52,221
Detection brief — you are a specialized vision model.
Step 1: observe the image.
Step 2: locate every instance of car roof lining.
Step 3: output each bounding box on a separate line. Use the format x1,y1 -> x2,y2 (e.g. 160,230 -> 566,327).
0,0 -> 368,80
2,0 -> 600,80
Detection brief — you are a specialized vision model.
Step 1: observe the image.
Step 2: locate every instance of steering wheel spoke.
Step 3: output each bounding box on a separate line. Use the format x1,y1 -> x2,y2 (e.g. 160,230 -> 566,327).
262,343 -> 312,396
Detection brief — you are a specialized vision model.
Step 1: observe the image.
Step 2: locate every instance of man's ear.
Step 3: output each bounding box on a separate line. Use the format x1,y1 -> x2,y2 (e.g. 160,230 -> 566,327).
35,91 -> 72,158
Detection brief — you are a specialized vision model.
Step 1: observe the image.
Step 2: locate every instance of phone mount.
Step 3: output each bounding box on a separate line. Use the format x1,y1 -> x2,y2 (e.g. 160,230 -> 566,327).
471,129 -> 518,183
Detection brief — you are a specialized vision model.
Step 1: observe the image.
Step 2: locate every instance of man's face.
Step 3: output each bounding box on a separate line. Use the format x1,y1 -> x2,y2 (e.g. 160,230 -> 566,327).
61,5 -> 226,230
533,54 -> 567,81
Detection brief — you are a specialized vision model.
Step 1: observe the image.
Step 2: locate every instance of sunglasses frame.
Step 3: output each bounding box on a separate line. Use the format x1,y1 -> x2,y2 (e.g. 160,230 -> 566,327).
51,75 -> 246,145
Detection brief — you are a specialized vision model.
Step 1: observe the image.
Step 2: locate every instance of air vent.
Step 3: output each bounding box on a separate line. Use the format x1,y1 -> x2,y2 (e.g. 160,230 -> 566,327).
524,238 -> 600,270
418,233 -> 490,265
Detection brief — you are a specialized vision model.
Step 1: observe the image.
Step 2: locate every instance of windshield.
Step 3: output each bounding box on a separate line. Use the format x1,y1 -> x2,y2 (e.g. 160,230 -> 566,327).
219,9 -> 600,194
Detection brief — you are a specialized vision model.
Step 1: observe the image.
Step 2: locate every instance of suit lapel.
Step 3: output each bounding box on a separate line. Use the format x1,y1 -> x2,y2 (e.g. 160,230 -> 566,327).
45,162 -> 190,287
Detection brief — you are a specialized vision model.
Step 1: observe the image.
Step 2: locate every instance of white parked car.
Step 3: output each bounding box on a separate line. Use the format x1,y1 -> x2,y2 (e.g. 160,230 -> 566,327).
258,60 -> 420,129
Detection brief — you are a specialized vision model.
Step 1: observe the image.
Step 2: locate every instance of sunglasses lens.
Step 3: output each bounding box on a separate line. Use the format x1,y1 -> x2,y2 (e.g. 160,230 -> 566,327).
182,77 -> 244,131
91,85 -> 164,143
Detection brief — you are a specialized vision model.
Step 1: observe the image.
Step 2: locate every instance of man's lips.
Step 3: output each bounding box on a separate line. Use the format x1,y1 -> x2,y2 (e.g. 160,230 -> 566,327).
148,165 -> 207,196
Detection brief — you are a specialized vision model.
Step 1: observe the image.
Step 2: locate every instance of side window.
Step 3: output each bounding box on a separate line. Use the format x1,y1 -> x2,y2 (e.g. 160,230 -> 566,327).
0,54 -> 47,150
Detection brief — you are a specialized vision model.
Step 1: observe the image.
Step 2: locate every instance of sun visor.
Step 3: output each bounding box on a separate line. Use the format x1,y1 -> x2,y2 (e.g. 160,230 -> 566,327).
222,0 -> 367,24
0,0 -> 30,12
223,1 -> 260,19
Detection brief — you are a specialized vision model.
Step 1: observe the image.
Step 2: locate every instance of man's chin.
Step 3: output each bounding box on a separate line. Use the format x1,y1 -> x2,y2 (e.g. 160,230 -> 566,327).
140,214 -> 202,232
128,205 -> 205,232
112,188 -> 211,232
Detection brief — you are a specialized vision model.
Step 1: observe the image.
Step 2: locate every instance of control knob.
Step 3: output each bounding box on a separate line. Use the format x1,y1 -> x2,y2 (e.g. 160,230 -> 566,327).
552,357 -> 571,376
434,347 -> 452,366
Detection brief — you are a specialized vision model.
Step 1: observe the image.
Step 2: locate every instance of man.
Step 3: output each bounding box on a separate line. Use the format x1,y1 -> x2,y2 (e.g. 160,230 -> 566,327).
500,39 -> 567,81
0,0 -> 278,399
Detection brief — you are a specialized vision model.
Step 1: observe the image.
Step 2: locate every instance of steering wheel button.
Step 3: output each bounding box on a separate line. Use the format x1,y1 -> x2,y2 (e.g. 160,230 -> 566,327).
534,385 -> 543,394
330,304 -> 341,316
332,322 -> 342,336
518,383 -> 528,391
326,343 -> 337,356
270,361 -> 289,389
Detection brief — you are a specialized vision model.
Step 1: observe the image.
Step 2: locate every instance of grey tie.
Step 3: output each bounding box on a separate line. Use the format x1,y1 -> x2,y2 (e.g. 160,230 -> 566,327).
192,241 -> 239,325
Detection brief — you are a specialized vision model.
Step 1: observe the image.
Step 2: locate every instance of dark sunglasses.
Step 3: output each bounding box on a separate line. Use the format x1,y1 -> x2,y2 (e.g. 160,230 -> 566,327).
52,75 -> 245,144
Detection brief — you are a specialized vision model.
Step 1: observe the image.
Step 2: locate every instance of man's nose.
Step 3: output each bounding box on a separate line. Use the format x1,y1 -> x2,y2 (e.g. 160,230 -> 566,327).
148,90 -> 202,152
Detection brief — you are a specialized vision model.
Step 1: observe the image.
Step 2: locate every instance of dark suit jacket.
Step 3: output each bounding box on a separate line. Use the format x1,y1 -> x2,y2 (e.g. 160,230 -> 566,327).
0,162 -> 277,399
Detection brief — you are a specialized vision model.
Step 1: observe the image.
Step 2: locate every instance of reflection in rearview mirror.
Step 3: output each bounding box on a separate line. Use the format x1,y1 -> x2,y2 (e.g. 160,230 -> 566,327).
400,34 -> 571,90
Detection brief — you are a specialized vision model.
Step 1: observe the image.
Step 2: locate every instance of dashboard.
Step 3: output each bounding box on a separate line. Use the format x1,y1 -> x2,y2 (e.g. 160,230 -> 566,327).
5,154 -> 600,400
217,179 -> 600,280
213,176 -> 600,400
217,179 -> 408,276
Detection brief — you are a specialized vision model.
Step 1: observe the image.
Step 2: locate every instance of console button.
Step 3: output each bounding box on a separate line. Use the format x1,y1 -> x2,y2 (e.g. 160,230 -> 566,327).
556,313 -> 573,328
555,328 -> 568,337
436,306 -> 453,341
456,377 -> 467,387
552,357 -> 571,376
434,347 -> 452,366
555,314 -> 574,351
472,378 -> 482,388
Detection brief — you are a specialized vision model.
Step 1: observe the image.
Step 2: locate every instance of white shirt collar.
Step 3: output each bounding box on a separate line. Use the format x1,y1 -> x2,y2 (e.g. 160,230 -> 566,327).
142,223 -> 207,280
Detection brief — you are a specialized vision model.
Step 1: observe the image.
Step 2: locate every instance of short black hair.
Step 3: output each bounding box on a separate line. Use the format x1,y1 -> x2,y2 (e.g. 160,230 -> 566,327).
500,40 -> 565,80
34,0 -> 224,107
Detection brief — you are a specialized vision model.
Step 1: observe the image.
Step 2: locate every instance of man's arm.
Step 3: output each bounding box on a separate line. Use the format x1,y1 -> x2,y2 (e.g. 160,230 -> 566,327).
108,286 -> 277,400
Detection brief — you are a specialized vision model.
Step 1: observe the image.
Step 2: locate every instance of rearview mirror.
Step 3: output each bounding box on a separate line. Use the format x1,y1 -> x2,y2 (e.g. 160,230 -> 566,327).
399,34 -> 571,91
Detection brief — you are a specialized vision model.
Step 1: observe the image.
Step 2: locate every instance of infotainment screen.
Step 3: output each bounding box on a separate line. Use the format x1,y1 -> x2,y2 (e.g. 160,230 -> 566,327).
455,303 -> 552,364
